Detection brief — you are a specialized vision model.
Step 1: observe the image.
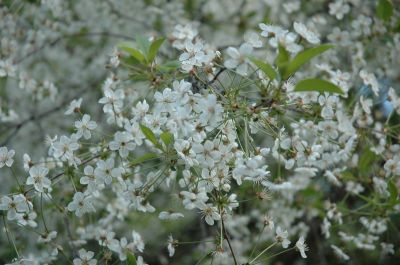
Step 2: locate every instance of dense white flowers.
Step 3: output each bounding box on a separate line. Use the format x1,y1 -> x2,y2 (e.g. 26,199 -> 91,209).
1,1 -> 399,264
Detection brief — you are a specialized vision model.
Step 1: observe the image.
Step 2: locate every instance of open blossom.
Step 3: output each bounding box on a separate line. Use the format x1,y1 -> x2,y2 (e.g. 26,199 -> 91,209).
26,166 -> 51,193
224,43 -> 253,76
295,236 -> 308,258
0,59 -> 16,77
0,195 -> 29,220
179,40 -> 205,72
329,0 -> 350,20
94,158 -> 122,185
67,192 -> 96,217
0,146 -> 15,168
293,22 -> 320,44
198,203 -> 220,225
65,98 -> 82,115
37,230 -> 57,243
53,135 -> 80,163
167,235 -> 176,257
132,230 -> 145,252
275,226 -> 291,248
73,249 -> 97,265
359,70 -> 379,96
109,131 -> 135,158
75,114 -> 97,139
98,88 -> 125,113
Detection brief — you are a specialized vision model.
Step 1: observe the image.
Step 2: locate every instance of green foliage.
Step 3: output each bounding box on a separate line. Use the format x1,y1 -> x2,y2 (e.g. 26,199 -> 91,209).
388,180 -> 398,206
118,36 -> 165,65
275,43 -> 290,75
127,252 -> 137,265
140,124 -> 162,149
148,37 -> 166,62
283,44 -> 334,79
249,57 -> 277,80
376,0 -> 393,21
358,148 -> 376,175
160,131 -> 174,146
294,78 -> 344,94
118,42 -> 146,64
130,153 -> 158,167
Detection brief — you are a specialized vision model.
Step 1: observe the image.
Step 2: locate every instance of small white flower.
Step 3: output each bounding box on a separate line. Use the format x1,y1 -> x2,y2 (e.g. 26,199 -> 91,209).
98,88 -> 125,114
67,192 -> 95,217
0,59 -> 16,77
94,158 -> 122,185
0,146 -> 15,168
293,22 -> 320,44
0,195 -> 29,220
331,244 -> 350,260
26,166 -> 51,193
295,236 -> 308,258
329,0 -> 350,20
360,70 -> 379,97
244,32 -> 262,48
75,114 -> 97,139
224,43 -> 253,76
23,153 -> 33,172
65,98 -> 83,115
38,231 -> 57,243
109,131 -> 135,158
198,203 -> 220,226
73,249 -> 97,265
167,235 -> 176,257
275,226 -> 291,248
132,230 -> 145,252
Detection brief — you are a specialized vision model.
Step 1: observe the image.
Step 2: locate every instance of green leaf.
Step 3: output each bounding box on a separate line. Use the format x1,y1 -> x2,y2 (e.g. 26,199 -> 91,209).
388,180 -> 398,205
127,252 -> 137,265
136,35 -> 151,57
140,124 -> 161,149
118,42 -> 146,63
294,78 -> 344,95
377,0 -> 393,21
160,131 -> 174,146
157,60 -> 181,72
130,153 -> 158,166
358,148 -> 376,175
275,43 -> 290,74
249,57 -> 277,80
148,37 -> 166,62
284,44 -> 334,79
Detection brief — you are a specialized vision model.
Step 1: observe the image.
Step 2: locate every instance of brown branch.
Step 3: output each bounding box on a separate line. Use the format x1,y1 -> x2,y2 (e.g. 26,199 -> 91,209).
221,216 -> 238,265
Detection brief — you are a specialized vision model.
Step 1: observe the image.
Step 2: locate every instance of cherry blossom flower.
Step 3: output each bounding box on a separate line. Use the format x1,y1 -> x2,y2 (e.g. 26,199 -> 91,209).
26,166 -> 51,193
73,249 -> 97,265
67,192 -> 96,217
0,146 -> 15,168
75,114 -> 97,139
275,226 -> 291,248
224,43 -> 253,76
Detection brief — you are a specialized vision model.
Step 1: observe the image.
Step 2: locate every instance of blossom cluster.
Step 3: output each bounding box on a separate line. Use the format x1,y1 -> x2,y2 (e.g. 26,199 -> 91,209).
0,0 -> 399,264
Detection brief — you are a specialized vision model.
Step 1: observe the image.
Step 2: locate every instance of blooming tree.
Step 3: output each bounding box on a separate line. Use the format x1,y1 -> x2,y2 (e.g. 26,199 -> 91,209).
0,0 -> 399,264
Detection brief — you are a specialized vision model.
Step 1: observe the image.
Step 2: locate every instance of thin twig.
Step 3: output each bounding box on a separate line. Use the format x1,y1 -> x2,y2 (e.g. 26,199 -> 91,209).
221,217 -> 238,265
